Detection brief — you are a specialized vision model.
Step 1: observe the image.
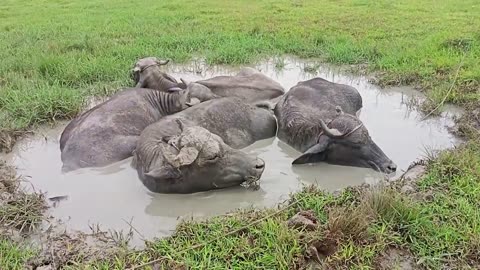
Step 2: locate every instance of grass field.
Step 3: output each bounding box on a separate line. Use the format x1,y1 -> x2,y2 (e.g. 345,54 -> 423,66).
1,0 -> 480,150
1,0 -> 480,269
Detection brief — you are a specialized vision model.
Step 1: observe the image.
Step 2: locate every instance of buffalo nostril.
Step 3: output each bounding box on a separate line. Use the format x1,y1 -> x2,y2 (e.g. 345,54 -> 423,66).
255,159 -> 265,170
387,163 -> 397,172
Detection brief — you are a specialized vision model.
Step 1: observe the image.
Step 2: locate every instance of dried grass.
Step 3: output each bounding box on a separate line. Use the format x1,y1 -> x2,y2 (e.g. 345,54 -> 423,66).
0,161 -> 46,233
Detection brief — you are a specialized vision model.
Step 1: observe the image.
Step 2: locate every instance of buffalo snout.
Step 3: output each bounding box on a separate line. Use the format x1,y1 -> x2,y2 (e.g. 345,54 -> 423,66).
385,162 -> 397,174
252,158 -> 266,177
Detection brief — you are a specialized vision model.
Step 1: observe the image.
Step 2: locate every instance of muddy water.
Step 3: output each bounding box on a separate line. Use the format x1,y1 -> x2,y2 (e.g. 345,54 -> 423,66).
2,57 -> 461,246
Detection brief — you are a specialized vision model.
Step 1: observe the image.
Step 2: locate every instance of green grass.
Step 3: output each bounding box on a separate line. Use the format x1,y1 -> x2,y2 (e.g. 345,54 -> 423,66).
1,0 -> 480,149
1,0 -> 480,268
0,239 -> 35,270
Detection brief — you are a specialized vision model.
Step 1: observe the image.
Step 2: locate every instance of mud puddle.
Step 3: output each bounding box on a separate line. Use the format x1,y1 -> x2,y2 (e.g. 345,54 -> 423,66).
1,57 -> 462,247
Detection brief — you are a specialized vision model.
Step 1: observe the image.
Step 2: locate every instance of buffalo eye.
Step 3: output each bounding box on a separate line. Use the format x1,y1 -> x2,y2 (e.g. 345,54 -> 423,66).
205,155 -> 220,163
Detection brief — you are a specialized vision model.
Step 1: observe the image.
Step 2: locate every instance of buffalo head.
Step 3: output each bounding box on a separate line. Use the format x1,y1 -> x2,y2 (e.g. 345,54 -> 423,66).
131,57 -> 168,81
136,120 -> 265,193
292,106 -> 397,174
131,57 -> 184,91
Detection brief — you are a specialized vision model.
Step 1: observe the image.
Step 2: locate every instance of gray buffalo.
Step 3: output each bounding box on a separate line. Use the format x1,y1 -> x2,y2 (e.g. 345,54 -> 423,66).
135,64 -> 285,103
274,78 -> 397,173
191,67 -> 285,103
60,88 -> 209,172
131,57 -> 285,103
132,97 -> 277,194
131,57 -> 186,91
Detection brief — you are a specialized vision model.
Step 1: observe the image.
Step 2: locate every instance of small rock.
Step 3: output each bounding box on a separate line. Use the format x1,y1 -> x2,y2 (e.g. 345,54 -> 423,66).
401,164 -> 427,182
401,185 -> 415,194
377,248 -> 416,270
287,210 -> 318,231
368,76 -> 379,84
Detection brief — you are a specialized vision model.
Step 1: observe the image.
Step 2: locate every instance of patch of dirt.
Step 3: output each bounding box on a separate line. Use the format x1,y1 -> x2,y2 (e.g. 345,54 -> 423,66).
26,224 -> 130,269
374,247 -> 418,270
395,162 -> 428,195
401,163 -> 427,183
384,159 -> 430,198
454,104 -> 480,139
288,210 -> 318,231
0,160 -> 17,193
306,238 -> 338,262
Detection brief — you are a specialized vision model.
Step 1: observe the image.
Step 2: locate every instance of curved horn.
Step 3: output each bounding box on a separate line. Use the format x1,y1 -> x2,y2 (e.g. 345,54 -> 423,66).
175,118 -> 185,132
180,78 -> 190,86
319,119 -> 344,138
157,59 -> 170,65
132,66 -> 141,72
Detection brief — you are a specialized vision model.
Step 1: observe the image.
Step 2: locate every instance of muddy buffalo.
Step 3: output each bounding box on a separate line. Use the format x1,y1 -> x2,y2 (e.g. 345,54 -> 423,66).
132,97 -> 277,194
190,67 -> 285,103
132,57 -> 285,103
60,88 -> 210,172
274,78 -> 397,173
131,57 -> 186,91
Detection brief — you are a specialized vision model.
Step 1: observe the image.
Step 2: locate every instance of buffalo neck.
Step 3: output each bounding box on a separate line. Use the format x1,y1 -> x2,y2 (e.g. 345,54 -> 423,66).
144,90 -> 184,117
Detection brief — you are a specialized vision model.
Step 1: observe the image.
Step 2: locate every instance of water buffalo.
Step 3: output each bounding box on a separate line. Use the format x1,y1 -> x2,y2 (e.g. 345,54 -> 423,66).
132,97 -> 277,194
132,57 -> 284,103
143,67 -> 285,107
189,67 -> 285,103
131,57 -> 186,91
60,88 -> 209,172
274,77 -> 397,173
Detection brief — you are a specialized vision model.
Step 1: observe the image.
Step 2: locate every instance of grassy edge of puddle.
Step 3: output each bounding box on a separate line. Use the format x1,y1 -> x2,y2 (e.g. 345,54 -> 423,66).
2,139 -> 480,269
1,0 -> 480,268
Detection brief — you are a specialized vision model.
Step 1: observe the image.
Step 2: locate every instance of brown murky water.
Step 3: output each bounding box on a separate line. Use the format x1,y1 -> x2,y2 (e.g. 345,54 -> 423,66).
1,57 -> 462,246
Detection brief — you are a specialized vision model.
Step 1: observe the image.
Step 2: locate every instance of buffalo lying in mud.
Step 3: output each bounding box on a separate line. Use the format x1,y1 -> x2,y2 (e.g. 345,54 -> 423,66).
274,78 -> 397,173
133,59 -> 284,103
60,88 -> 211,172
132,97 -> 277,194
131,57 -> 186,91
191,67 -> 285,103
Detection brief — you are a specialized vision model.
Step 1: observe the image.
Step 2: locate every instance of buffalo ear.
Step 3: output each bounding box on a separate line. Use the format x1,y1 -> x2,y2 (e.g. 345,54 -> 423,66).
179,78 -> 189,89
162,136 -> 174,143
144,167 -> 180,180
163,73 -> 178,84
167,87 -> 183,92
155,59 -> 170,66
132,67 -> 141,84
292,137 -> 329,165
186,97 -> 201,107
175,118 -> 186,132
175,146 -> 199,167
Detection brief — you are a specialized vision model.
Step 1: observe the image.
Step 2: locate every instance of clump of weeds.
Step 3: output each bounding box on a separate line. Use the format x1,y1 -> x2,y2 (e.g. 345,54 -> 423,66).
0,161 -> 46,233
